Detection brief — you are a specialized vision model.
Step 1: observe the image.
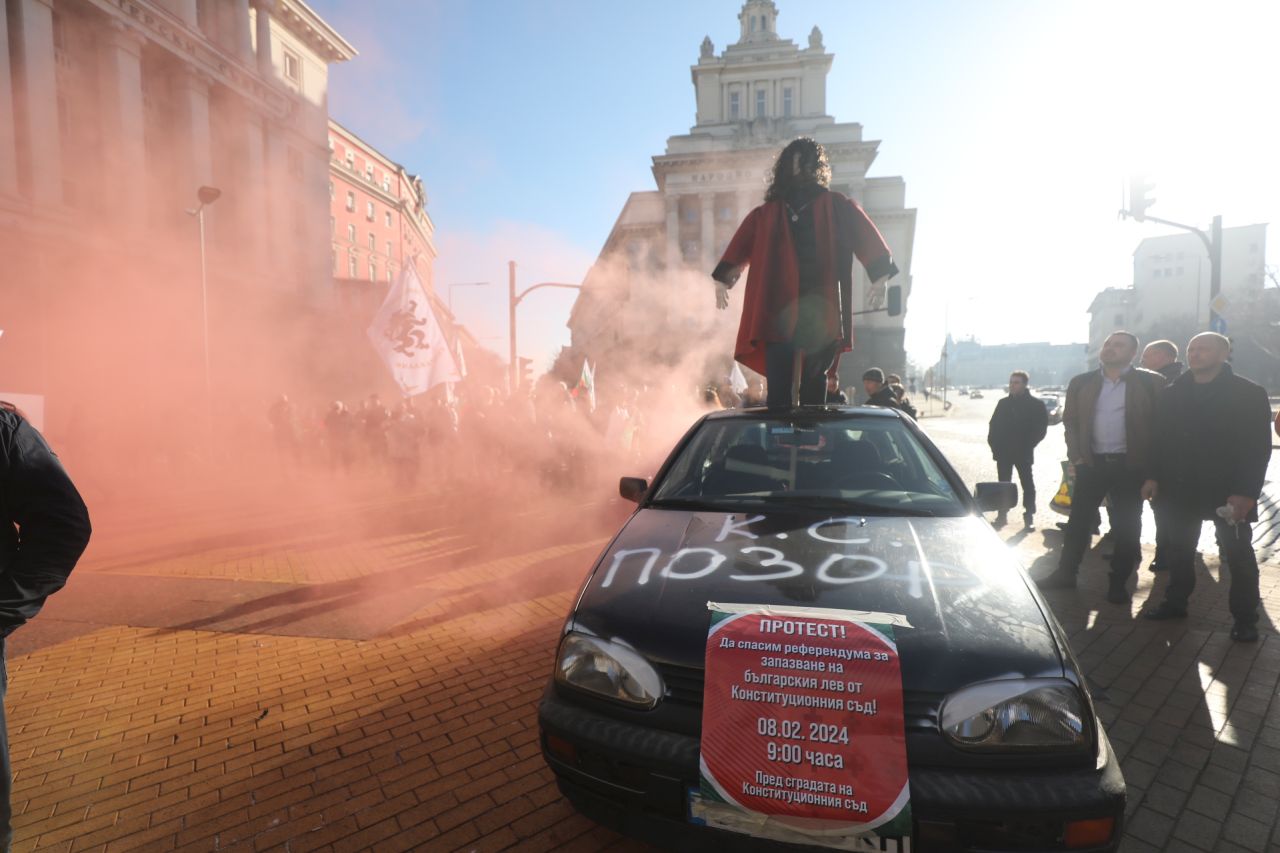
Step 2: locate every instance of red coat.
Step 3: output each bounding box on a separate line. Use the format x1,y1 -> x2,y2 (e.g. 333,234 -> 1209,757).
712,191 -> 897,375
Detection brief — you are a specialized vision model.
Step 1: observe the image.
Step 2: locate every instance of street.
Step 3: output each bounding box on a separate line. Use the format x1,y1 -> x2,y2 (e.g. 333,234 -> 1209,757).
8,398 -> 1280,852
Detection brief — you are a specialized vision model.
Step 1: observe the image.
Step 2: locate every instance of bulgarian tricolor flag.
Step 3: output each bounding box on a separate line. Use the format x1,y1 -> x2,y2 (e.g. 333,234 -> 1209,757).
573,358 -> 596,412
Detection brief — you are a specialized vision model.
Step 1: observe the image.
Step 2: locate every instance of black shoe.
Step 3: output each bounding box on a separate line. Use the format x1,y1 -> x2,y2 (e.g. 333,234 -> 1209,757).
1105,584 -> 1131,605
1023,512 -> 1035,530
1230,623 -> 1259,642
1099,530 -> 1113,544
1035,570 -> 1077,590
993,513 -> 1008,529
1148,561 -> 1167,573
1142,602 -> 1187,621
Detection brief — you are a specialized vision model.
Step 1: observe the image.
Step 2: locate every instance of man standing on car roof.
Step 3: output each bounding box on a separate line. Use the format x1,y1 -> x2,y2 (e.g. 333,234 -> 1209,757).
1036,331 -> 1165,604
0,402 -> 92,847
987,370 -> 1048,531
1139,340 -> 1184,574
1140,333 -> 1271,640
711,137 -> 899,410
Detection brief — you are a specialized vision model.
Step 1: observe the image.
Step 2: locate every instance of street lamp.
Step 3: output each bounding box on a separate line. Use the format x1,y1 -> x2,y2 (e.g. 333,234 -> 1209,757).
508,260 -> 581,392
185,185 -> 221,433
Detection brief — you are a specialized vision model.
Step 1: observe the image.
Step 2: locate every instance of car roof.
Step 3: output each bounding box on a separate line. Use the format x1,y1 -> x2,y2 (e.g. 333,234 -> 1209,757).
701,405 -> 903,422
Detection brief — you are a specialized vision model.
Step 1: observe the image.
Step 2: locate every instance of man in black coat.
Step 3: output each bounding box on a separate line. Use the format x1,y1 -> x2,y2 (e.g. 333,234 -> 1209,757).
862,368 -> 915,418
987,370 -> 1049,529
1140,340 -> 1186,573
0,402 -> 92,844
1141,333 -> 1271,640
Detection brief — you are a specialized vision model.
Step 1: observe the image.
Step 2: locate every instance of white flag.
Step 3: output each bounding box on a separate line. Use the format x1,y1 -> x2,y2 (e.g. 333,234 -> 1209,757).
368,264 -> 461,395
729,362 -> 748,394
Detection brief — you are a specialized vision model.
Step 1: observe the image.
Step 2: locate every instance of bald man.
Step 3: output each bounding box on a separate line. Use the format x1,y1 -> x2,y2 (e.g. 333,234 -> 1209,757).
1141,333 -> 1272,641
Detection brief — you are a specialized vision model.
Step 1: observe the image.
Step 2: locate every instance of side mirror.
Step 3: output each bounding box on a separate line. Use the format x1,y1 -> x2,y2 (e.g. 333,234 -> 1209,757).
619,477 -> 649,504
886,285 -> 902,317
973,482 -> 1017,513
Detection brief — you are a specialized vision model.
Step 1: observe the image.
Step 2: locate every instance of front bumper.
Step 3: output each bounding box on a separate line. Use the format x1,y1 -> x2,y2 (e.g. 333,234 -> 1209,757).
539,685 -> 1126,852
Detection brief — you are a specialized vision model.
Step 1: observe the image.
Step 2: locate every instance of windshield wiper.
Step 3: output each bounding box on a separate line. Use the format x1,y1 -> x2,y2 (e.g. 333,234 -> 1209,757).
646,497 -> 760,512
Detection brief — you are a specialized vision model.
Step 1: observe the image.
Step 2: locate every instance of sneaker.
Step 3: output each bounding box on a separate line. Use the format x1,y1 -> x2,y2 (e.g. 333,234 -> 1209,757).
1142,602 -> 1187,621
1035,569 -> 1077,590
1023,512 -> 1035,530
1230,623 -> 1259,642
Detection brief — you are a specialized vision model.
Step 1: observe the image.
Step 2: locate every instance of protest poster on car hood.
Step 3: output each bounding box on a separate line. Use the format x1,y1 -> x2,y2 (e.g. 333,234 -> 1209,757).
693,602 -> 912,851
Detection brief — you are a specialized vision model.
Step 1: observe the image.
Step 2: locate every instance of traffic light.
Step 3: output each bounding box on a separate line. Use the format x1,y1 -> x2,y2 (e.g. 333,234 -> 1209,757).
517,356 -> 533,389
1128,175 -> 1156,222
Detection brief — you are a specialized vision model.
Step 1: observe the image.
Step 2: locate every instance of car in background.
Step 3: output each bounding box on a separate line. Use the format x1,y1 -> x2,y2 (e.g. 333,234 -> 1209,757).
969,389 -> 984,399
539,406 -> 1124,852
1042,394 -> 1063,425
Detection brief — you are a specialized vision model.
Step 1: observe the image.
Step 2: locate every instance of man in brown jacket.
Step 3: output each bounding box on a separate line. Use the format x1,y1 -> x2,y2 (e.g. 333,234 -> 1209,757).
1036,332 -> 1166,603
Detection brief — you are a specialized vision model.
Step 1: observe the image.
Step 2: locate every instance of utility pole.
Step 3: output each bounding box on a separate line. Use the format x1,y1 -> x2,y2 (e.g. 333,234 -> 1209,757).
507,259 -> 582,393
1122,177 -> 1225,332
508,261 -> 517,393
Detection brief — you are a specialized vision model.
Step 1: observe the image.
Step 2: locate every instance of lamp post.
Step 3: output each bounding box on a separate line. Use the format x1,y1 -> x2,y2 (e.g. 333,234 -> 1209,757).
185,185 -> 221,433
508,260 -> 581,392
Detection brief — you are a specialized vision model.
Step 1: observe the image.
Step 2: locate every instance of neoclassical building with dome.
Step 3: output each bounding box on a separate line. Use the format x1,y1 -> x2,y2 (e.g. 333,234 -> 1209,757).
566,0 -> 916,390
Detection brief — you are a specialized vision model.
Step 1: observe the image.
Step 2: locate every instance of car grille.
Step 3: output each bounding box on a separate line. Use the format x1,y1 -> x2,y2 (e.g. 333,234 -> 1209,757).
656,662 -> 942,734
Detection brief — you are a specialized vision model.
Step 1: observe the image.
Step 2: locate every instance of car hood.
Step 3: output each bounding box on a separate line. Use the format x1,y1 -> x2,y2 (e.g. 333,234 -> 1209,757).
571,508 -> 1064,695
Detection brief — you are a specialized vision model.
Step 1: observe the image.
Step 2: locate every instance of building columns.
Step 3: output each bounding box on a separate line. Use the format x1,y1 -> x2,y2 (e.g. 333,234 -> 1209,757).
0,2 -> 18,195
98,21 -> 149,227
664,194 -> 680,270
700,193 -> 715,271
171,68 -> 215,210
252,0 -> 274,78
231,0 -> 253,62
8,0 -> 63,205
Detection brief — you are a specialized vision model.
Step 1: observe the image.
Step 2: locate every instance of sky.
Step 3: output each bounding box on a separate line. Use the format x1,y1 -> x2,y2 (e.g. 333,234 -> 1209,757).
309,0 -> 1279,373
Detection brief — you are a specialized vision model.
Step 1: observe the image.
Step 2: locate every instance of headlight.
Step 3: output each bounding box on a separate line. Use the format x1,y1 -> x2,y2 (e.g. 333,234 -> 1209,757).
555,632 -> 664,709
941,679 -> 1087,750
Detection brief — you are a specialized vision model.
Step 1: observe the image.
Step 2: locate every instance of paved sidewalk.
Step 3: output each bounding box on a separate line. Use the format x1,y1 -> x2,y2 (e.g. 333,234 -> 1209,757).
7,475 -> 1280,851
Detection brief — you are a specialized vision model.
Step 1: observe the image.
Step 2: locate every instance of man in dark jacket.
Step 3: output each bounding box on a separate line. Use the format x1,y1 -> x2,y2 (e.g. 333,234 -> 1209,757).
862,368 -> 913,417
0,402 -> 92,845
1140,340 -> 1185,573
1140,333 -> 1271,640
987,370 -> 1049,529
1036,331 -> 1166,604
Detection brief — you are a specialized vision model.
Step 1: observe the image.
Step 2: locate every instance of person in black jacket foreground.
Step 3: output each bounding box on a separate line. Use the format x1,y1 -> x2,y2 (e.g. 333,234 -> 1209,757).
987,370 -> 1049,530
1140,333 -> 1271,641
0,403 -> 92,845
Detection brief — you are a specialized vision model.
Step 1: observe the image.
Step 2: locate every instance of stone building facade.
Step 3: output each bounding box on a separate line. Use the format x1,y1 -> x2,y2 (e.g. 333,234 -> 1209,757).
566,0 -> 915,390
0,0 -> 354,454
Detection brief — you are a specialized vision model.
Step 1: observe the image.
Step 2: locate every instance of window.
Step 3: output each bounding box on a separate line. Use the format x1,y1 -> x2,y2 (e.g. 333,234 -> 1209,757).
366,201 -> 375,221
729,92 -> 740,120
365,164 -> 374,181
385,211 -> 392,227
386,241 -> 393,257
369,233 -> 376,251
756,89 -> 766,117
328,137 -> 335,154
347,251 -> 357,278
347,224 -> 355,242
283,50 -> 301,83
345,191 -> 355,212
328,181 -> 334,198
345,151 -> 354,169
783,87 -> 793,117
387,266 -> 394,282
369,261 -> 377,282
382,176 -> 391,192
751,15 -> 757,32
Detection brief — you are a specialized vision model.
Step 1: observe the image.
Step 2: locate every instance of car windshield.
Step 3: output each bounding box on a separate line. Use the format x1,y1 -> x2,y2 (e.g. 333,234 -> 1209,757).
649,413 -> 968,516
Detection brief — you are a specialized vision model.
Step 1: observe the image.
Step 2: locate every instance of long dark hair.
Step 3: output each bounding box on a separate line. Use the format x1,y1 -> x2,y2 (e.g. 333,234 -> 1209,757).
764,137 -> 831,202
